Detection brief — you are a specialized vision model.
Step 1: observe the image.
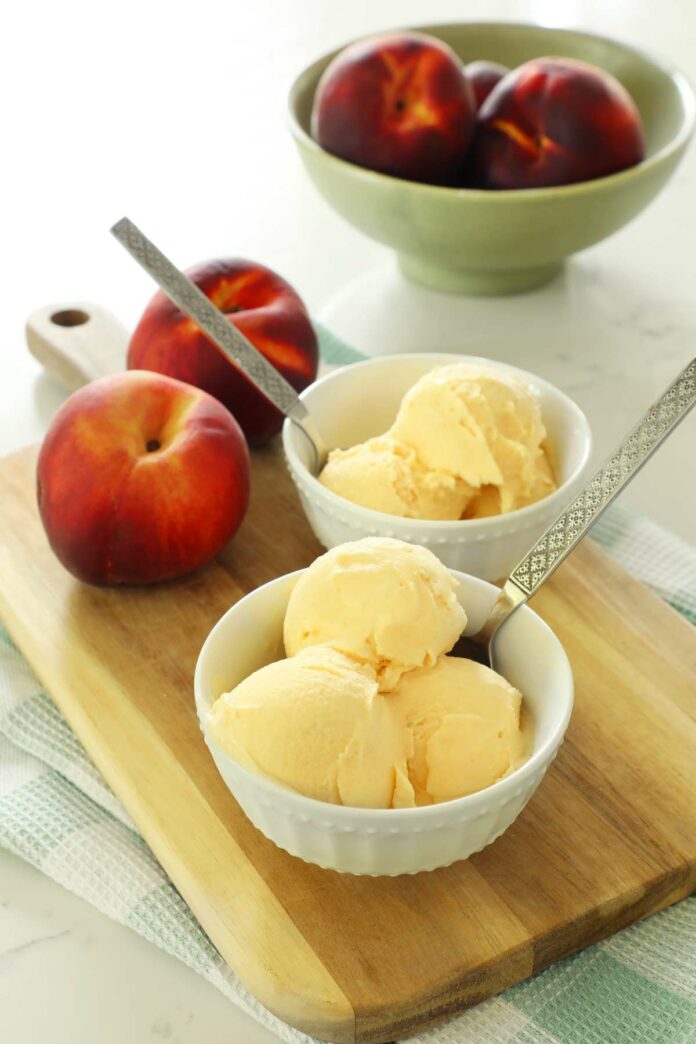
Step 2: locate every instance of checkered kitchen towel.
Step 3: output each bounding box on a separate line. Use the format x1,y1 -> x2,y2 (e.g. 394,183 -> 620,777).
1,327 -> 695,1044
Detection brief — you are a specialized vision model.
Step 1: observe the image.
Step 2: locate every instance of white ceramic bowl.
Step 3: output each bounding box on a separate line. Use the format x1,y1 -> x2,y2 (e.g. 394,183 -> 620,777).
282,354 -> 592,581
194,567 -> 573,876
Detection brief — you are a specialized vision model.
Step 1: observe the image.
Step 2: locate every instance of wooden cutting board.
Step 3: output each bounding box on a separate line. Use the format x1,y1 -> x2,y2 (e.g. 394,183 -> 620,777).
0,443 -> 694,1044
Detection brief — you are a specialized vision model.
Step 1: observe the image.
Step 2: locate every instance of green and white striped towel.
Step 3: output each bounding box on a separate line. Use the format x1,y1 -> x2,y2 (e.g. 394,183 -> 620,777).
1,327 -> 695,1044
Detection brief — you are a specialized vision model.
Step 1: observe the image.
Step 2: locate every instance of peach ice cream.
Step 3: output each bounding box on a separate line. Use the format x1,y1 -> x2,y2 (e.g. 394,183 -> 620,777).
319,363 -> 556,520
319,436 -> 474,520
209,539 -> 530,809
390,656 -> 529,804
208,646 -> 415,808
283,537 -> 466,691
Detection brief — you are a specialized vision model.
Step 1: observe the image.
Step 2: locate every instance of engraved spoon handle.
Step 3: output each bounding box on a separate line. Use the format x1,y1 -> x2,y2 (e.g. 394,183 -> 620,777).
481,357 -> 696,643
514,356 -> 695,593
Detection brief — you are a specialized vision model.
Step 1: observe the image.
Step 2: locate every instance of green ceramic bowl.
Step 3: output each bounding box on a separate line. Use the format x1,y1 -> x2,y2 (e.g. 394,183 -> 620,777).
289,23 -> 694,295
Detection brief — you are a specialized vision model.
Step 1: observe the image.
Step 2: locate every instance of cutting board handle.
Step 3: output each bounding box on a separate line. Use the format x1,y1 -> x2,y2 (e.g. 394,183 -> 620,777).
26,302 -> 129,392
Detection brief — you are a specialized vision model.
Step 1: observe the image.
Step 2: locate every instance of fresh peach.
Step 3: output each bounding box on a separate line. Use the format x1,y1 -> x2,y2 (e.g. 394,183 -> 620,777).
37,371 -> 250,585
473,57 -> 645,189
465,60 -> 508,111
128,259 -> 318,446
311,31 -> 475,185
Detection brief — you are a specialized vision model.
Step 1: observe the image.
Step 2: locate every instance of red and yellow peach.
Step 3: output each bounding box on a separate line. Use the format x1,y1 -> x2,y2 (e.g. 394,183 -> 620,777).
37,371 -> 250,585
311,32 -> 476,186
128,259 -> 318,446
472,57 -> 645,189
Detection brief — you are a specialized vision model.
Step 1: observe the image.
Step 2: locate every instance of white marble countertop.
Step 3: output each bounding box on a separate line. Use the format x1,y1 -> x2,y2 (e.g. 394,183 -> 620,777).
1,0 -> 694,1041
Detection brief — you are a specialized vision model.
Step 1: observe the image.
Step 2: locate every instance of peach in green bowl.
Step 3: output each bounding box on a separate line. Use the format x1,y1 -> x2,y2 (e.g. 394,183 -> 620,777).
288,22 -> 694,295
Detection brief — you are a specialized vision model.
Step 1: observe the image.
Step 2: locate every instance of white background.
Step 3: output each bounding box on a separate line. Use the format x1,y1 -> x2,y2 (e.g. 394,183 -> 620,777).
1,1 -> 694,1042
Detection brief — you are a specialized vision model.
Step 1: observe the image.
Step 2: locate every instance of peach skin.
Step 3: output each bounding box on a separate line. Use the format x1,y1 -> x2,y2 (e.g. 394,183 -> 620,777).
473,57 -> 645,189
311,31 -> 475,186
465,60 -> 508,112
37,371 -> 250,585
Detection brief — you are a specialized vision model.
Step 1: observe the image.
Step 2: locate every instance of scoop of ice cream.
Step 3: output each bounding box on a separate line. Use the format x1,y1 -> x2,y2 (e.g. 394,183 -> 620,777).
390,655 -> 528,804
284,537 -> 466,691
208,645 -> 415,808
319,436 -> 474,520
390,363 -> 556,514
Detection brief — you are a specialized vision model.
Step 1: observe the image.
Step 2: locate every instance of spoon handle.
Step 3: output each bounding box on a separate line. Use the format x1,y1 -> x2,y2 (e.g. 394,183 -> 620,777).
508,356 -> 695,599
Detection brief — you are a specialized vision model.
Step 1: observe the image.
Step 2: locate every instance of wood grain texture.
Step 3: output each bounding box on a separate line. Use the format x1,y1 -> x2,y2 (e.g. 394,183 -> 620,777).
0,444 -> 694,1043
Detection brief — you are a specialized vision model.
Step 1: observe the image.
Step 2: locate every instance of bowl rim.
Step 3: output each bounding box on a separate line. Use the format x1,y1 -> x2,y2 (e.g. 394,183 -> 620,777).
194,567 -> 574,823
288,20 -> 696,200
281,352 -> 593,534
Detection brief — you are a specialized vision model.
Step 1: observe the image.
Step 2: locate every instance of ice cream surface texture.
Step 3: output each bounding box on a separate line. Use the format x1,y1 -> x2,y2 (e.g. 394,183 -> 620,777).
283,537 -> 466,691
390,656 -> 530,804
209,538 -> 530,809
208,646 -> 415,808
319,363 -> 556,520
319,436 -> 474,520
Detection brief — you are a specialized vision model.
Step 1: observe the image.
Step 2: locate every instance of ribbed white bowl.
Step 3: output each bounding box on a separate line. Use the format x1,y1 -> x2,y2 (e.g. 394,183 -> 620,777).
194,567 -> 573,876
282,353 -> 591,581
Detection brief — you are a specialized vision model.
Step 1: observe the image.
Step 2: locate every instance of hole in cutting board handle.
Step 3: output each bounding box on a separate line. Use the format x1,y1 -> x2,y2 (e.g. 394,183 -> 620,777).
51,309 -> 90,327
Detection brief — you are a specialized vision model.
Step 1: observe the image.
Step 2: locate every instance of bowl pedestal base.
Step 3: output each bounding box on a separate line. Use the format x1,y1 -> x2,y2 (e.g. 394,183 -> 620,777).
398,254 -> 564,295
